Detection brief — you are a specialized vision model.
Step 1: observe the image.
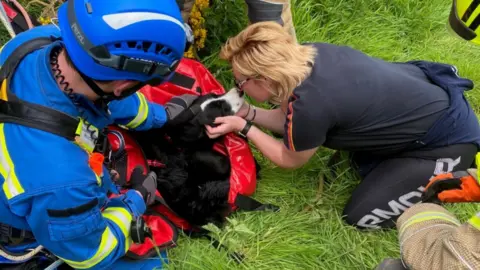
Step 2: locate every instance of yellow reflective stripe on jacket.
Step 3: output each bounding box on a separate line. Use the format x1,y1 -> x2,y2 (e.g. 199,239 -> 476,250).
124,92 -> 149,129
102,207 -> 133,253
399,211 -> 461,237
59,226 -> 118,269
468,212 -> 480,230
94,174 -> 102,186
0,123 -> 24,199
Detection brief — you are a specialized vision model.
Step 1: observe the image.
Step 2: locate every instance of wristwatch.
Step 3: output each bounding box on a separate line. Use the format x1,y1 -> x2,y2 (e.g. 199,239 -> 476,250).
238,120 -> 253,138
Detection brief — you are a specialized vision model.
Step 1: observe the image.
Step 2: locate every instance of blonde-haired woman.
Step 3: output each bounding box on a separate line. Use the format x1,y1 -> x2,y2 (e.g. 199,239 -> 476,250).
206,22 -> 480,229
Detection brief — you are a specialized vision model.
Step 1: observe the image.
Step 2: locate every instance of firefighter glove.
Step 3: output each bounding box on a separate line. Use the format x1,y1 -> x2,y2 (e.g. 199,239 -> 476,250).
130,166 -> 157,205
422,169 -> 480,204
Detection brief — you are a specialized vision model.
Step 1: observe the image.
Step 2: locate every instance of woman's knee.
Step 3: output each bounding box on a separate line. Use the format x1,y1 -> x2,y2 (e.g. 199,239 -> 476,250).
342,201 -> 406,230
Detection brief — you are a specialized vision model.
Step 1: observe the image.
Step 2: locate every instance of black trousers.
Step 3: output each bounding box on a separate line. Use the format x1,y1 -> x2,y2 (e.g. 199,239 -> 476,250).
342,143 -> 477,229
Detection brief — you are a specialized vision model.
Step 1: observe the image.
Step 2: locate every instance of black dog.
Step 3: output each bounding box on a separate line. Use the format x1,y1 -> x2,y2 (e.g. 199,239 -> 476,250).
131,88 -> 245,226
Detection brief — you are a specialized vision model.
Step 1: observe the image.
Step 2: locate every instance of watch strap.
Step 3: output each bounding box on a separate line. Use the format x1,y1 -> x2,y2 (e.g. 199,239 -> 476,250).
239,120 -> 253,137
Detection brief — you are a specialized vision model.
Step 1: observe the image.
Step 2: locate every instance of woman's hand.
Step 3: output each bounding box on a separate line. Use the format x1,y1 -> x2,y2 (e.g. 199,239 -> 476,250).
205,116 -> 247,139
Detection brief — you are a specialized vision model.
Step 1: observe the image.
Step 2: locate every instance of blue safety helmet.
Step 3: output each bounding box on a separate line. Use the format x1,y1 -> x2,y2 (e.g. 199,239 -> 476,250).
57,0 -> 186,88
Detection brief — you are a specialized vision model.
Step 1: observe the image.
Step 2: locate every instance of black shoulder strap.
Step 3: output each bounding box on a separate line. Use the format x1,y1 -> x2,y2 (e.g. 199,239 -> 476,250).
0,37 -> 52,81
0,37 -> 80,141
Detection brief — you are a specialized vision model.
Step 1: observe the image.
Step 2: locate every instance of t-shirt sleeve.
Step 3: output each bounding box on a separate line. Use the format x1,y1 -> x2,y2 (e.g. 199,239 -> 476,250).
283,92 -> 334,152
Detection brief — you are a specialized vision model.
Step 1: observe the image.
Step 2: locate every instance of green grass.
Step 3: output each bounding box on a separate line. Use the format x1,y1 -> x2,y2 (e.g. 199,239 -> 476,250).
172,0 -> 480,269
2,0 -> 480,269
168,1 -> 480,269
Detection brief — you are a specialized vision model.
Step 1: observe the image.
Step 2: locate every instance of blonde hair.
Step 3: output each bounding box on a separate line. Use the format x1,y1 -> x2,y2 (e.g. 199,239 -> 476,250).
220,22 -> 317,104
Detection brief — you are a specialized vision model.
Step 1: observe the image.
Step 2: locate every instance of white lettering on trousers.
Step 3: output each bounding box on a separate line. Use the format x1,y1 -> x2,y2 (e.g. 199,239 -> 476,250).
356,188 -> 424,229
355,157 -> 460,229
433,157 -> 461,178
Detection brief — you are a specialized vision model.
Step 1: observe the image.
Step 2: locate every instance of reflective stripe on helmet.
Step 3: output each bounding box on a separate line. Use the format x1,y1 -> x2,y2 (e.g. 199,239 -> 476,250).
102,12 -> 186,32
449,0 -> 480,44
458,0 -> 478,23
459,0 -> 480,30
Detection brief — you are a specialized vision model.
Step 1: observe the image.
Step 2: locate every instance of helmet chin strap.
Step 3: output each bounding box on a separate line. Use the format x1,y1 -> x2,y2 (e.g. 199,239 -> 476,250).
77,70 -> 145,106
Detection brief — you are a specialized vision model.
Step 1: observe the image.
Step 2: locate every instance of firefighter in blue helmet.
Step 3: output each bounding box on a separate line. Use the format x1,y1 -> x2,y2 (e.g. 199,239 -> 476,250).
0,0 -> 198,269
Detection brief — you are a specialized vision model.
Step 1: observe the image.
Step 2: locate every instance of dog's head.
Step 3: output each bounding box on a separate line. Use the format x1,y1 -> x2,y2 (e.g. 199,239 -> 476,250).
165,88 -> 244,148
196,88 -> 244,125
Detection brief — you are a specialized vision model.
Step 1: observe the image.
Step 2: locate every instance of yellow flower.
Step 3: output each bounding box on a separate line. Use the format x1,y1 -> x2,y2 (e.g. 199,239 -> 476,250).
184,46 -> 195,58
38,17 -> 51,25
186,0 -> 209,56
196,0 -> 209,10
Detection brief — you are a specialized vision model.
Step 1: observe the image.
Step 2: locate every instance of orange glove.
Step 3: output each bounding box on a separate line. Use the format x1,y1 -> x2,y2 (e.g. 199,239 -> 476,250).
422,169 -> 480,203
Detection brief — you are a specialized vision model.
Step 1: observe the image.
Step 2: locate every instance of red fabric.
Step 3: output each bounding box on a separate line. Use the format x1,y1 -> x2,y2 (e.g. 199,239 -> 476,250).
221,134 -> 257,206
139,58 -> 225,104
151,204 -> 195,232
1,2 -> 18,21
107,126 -> 149,180
107,128 -> 177,258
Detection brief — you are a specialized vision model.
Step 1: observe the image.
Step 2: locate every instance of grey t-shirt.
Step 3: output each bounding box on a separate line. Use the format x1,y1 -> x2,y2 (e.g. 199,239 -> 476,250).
283,43 -> 450,156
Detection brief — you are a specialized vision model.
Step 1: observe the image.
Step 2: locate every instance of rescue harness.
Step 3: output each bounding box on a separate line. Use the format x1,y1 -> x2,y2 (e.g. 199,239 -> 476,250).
0,36 -> 112,265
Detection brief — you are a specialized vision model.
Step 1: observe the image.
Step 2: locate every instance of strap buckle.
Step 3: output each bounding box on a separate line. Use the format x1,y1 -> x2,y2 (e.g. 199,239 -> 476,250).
95,128 -> 110,156
74,118 -> 99,153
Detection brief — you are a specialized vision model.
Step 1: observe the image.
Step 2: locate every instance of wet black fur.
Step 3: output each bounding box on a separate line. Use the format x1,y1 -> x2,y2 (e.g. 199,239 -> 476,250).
130,93 -> 239,227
